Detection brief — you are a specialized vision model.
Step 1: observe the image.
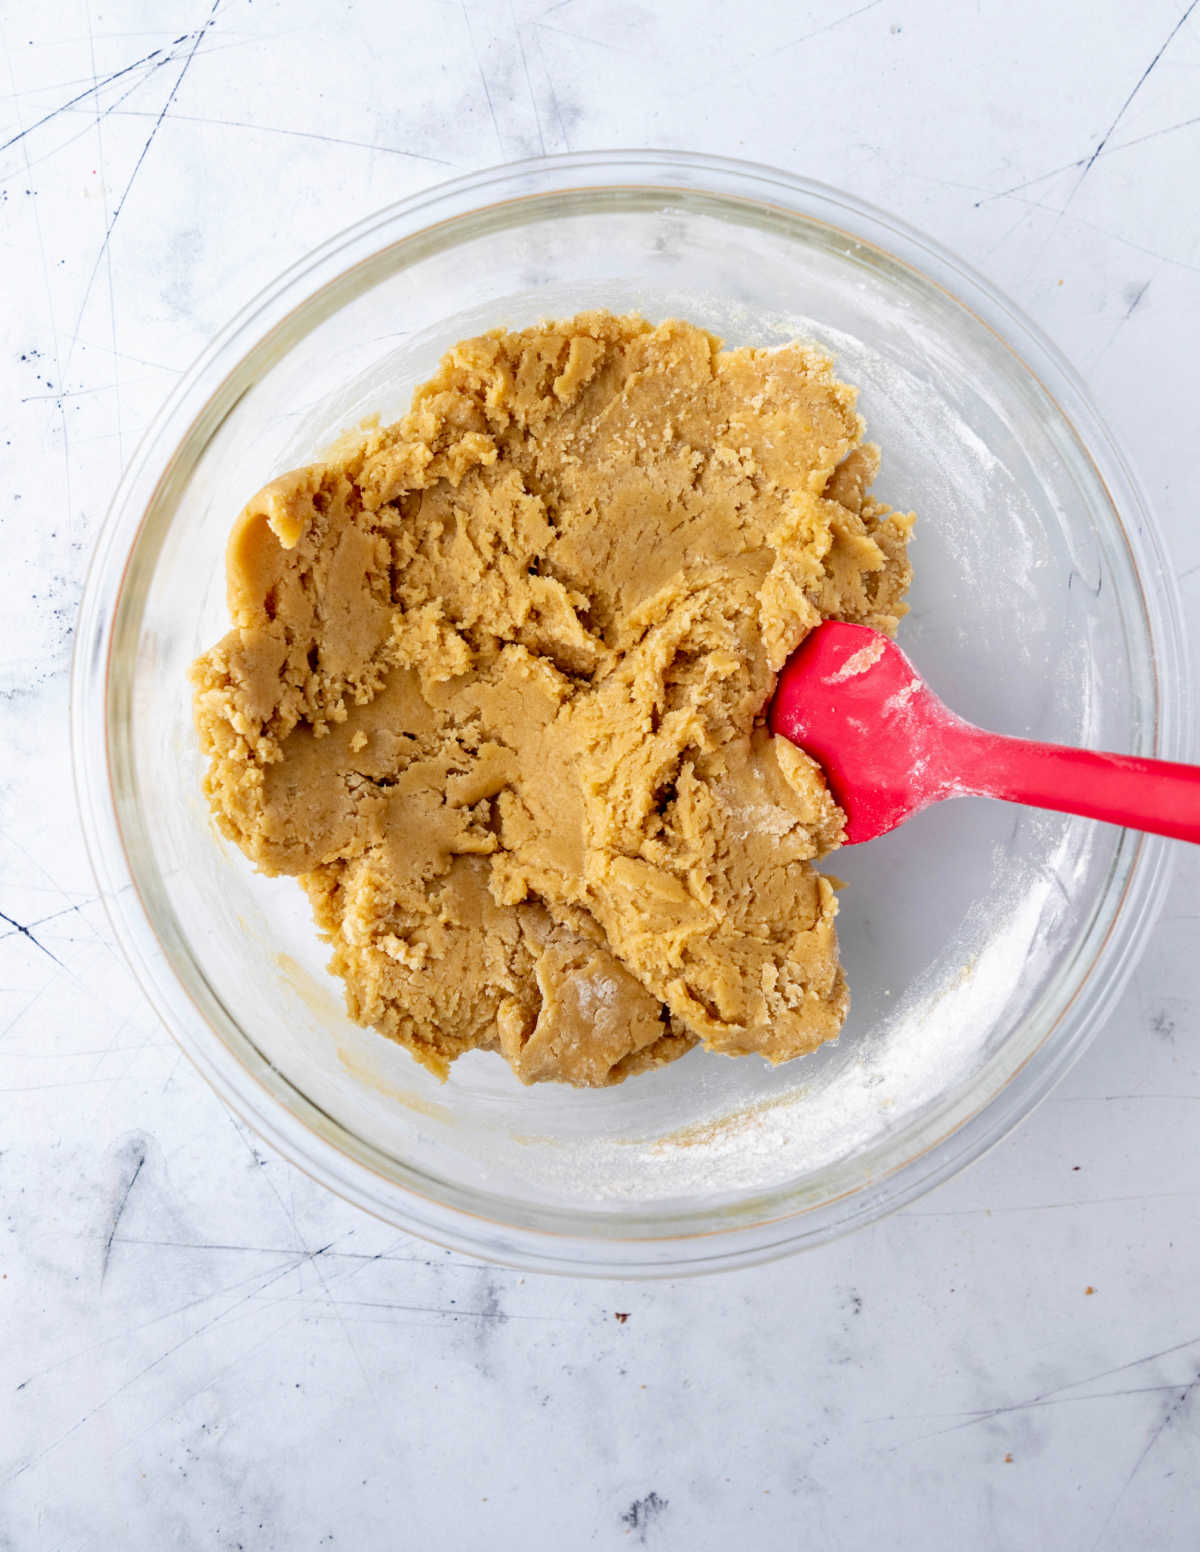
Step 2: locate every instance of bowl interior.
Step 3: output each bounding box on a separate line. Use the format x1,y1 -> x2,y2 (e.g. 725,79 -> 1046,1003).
106,183 -> 1151,1247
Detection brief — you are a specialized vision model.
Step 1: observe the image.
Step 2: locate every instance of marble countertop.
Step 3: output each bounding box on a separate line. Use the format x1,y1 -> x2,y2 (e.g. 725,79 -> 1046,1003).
3,1 -> 1199,1546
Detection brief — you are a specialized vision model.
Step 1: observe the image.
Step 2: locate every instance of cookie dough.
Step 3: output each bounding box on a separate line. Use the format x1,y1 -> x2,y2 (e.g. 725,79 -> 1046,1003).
191,312 -> 914,1086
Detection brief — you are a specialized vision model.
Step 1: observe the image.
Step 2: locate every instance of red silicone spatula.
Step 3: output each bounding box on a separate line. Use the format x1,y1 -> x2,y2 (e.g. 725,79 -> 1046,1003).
769,621 -> 1200,846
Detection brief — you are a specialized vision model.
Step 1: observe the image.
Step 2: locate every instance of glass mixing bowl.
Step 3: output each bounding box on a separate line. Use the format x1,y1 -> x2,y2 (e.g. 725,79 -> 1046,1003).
73,152 -> 1189,1276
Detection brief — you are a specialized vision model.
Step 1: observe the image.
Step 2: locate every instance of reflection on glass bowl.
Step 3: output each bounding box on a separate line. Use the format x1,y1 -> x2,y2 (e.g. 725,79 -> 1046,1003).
73,152 -> 1187,1276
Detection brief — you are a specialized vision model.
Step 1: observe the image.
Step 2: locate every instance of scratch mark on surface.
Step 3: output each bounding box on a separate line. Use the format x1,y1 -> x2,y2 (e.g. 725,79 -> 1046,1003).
1063,1 -> 1194,254
88,1012 -> 139,1084
1107,112 -> 1200,158
59,338 -> 180,373
978,113 -> 1200,208
74,1233 -> 480,1271
511,4 -> 546,155
904,169 -> 995,199
1089,1373 -> 1200,1549
778,0 -> 884,50
0,41 -> 171,154
670,0 -> 885,100
18,383 -> 123,404
110,1245 -> 396,1437
1051,1091 -> 1200,1103
1075,0 -> 1199,187
12,1232 -> 374,1399
531,23 -> 571,150
1122,279 -> 1151,318
0,37 -> 211,190
106,1307 -> 311,1464
1067,1337 -> 1200,1395
102,108 -> 457,163
905,1186 -> 1200,1218
882,1378 -> 1200,1455
100,1142 -> 146,1282
1004,0 -> 1197,280
0,1075 -> 178,1094
1,31 -> 75,545
322,1297 -> 552,1322
1091,277 -> 1155,371
874,1333 -> 1200,1449
221,1109 -> 379,1400
0,910 -> 64,966
67,0 -> 223,371
1063,211 -> 1200,275
160,1048 -> 186,1094
533,20 -> 642,55
0,829 -> 79,899
86,3 -> 122,462
980,189 -> 1054,258
0,985 -> 53,1043
6,1248 -> 324,1483
85,0 -> 124,466
977,158 -> 1086,206
461,1 -> 504,152
9,1039 -> 167,1061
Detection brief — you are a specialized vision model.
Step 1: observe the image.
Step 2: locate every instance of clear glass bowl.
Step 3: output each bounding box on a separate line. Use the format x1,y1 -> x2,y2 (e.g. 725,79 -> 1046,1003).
73,152 -> 1189,1276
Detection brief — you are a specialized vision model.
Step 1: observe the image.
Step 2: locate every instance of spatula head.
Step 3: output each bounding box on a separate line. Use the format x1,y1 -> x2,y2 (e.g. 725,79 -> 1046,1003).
769,622 -> 957,844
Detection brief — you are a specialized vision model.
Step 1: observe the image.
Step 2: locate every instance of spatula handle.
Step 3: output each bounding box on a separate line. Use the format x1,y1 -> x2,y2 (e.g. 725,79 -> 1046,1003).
945,724 -> 1200,844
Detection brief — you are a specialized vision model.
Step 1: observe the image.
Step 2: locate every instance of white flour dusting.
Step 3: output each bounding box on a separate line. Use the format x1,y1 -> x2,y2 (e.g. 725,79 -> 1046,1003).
827,636 -> 888,683
883,678 -> 921,716
480,816 -> 1092,1205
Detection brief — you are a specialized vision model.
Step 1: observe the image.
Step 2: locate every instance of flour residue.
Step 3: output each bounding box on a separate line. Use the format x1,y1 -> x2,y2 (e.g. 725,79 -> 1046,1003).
883,677 -> 922,716
827,635 -> 887,683
496,818 -> 1091,1203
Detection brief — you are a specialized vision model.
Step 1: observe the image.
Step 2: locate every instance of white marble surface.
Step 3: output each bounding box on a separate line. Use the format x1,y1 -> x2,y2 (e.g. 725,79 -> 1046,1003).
3,0 -> 1200,1546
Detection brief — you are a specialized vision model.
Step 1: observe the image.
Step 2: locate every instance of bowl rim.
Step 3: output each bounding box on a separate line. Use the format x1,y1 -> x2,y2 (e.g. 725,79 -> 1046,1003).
71,148 -> 1191,1276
